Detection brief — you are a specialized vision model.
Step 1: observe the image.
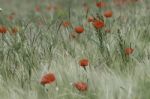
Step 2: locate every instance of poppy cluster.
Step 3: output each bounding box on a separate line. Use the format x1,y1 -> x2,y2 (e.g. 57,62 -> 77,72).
38,0 -> 135,93
72,58 -> 89,91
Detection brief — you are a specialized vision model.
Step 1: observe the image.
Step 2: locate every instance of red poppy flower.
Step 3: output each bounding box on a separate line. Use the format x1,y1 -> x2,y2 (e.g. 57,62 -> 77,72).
104,10 -> 113,18
40,73 -> 56,85
74,82 -> 88,91
74,26 -> 84,34
92,20 -> 105,29
0,26 -> 7,34
96,1 -> 106,8
88,16 -> 94,22
63,21 -> 71,27
125,48 -> 134,55
79,59 -> 89,68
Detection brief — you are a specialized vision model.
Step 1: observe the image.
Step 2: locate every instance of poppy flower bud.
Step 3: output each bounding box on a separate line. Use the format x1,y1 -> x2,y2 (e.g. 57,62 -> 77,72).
125,48 -> 134,55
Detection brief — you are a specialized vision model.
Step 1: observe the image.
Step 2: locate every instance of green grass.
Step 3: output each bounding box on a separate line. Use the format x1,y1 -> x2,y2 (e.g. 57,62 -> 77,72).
0,0 -> 150,99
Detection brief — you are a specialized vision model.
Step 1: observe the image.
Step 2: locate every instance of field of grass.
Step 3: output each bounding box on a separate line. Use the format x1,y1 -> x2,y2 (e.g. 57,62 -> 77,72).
0,0 -> 150,99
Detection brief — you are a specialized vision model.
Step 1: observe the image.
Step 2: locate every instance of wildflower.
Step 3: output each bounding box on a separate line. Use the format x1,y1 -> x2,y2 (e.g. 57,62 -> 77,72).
92,20 -> 105,29
0,26 -> 7,34
125,48 -> 134,55
79,59 -> 89,68
74,82 -> 88,91
74,26 -> 84,34
63,21 -> 71,27
88,16 -> 94,22
104,10 -> 113,18
96,1 -> 106,8
40,73 -> 56,85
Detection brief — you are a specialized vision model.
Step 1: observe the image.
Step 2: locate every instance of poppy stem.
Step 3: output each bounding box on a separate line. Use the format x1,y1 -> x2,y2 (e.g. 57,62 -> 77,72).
46,88 -> 48,92
83,67 -> 87,72
85,8 -> 89,19
43,85 -> 49,92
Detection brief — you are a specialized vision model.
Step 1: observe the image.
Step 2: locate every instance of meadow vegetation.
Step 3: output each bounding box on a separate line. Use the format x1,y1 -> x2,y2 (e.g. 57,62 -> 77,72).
0,0 -> 150,99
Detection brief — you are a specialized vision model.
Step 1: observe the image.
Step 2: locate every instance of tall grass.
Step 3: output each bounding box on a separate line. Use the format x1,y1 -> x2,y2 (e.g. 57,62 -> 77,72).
0,0 -> 150,99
